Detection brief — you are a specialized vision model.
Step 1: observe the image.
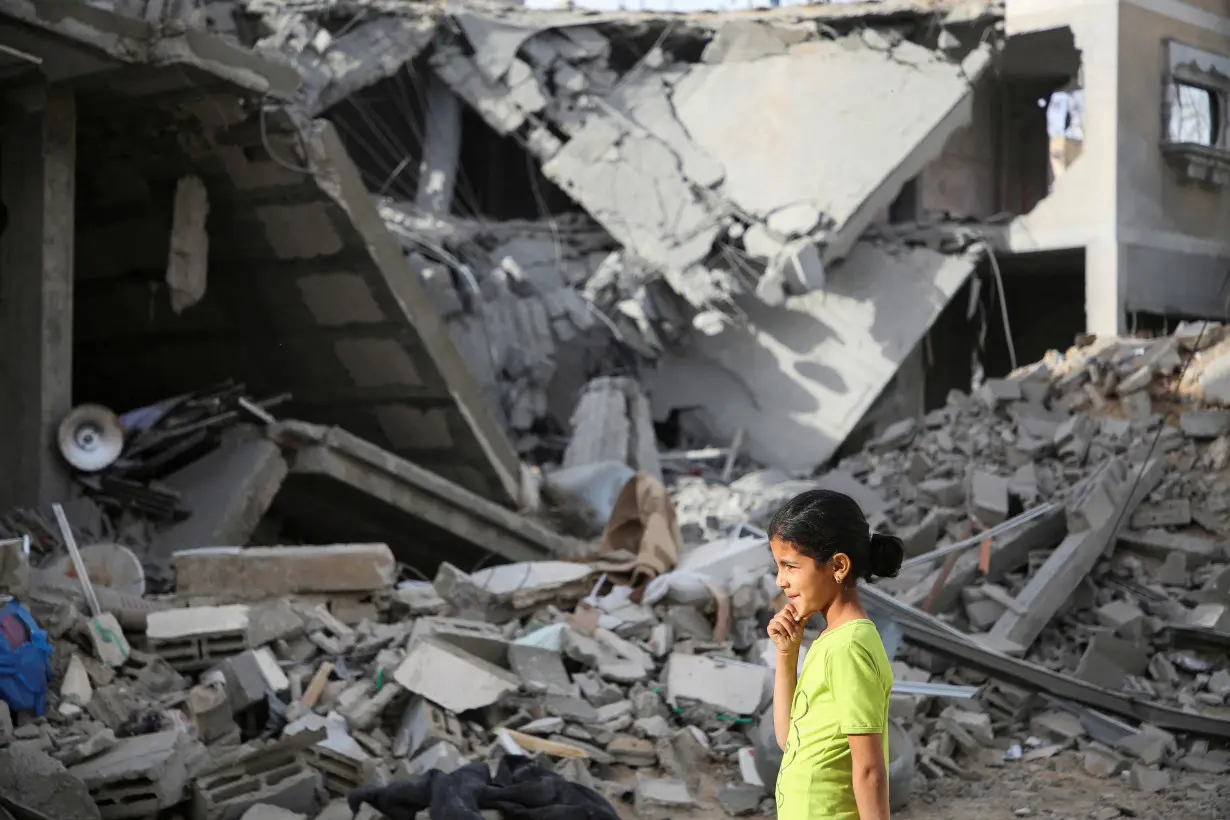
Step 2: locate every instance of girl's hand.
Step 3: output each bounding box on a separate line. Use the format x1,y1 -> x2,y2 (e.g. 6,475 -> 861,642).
767,602 -> 807,654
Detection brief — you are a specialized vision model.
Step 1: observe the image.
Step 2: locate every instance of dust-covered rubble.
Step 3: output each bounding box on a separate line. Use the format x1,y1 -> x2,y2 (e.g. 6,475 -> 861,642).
4,327 -> 1230,820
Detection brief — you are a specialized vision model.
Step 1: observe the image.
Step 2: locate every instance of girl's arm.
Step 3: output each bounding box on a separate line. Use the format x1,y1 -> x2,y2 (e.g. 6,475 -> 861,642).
772,649 -> 799,749
848,733 -> 890,820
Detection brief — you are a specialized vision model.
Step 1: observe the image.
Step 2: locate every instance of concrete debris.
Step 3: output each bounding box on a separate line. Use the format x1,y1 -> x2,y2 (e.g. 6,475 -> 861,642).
7,1 -> 1230,818
5,326 -> 1230,819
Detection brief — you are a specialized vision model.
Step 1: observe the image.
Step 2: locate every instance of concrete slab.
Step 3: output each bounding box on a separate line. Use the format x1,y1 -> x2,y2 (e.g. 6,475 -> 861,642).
990,459 -> 1165,651
393,638 -> 520,713
669,35 -> 990,263
649,243 -> 980,472
173,543 -> 396,598
152,426 -> 287,559
665,653 -> 769,715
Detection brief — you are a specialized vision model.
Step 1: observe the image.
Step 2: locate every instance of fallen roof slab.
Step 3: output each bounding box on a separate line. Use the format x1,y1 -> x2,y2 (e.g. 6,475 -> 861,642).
443,18 -> 991,307
667,34 -> 991,265
648,241 -> 981,473
268,421 -> 587,569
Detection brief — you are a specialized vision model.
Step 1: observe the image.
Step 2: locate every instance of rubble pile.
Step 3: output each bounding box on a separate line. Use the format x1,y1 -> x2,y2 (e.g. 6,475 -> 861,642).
1,539 -> 795,820
380,206 -> 680,451
663,321 -> 1230,794
0,328 -> 1227,819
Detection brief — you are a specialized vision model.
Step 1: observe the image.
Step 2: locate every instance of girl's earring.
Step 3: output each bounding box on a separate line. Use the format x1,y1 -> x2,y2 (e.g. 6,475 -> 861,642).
834,574 -> 843,584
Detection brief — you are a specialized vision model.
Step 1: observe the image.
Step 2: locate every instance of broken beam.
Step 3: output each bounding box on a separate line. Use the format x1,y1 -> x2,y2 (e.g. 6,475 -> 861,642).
271,421 -> 586,563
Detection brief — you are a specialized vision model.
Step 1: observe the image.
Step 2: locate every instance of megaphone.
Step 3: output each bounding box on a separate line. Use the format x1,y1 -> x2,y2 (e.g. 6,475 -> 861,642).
57,404 -> 124,472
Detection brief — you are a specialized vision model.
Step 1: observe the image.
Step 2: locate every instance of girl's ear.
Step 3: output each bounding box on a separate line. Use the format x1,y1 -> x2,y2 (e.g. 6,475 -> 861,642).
831,552 -> 852,579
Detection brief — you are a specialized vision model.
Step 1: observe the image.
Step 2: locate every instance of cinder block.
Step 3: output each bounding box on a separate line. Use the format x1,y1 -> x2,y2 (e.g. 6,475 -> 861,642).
147,606 -> 250,672
408,617 -> 509,666
69,731 -> 200,819
193,756 -> 320,820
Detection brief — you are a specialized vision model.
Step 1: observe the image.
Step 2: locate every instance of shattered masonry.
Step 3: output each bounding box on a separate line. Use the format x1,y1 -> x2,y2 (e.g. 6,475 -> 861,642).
7,1 -> 1230,819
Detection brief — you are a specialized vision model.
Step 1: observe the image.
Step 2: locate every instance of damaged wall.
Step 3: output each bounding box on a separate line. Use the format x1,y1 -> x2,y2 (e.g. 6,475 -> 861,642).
1116,3 -> 1230,321
428,11 -> 991,314
649,241 -> 980,472
66,63 -> 523,504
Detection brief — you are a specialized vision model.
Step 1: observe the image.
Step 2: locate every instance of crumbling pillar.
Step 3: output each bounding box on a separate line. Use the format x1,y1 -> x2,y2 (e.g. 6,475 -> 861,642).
415,74 -> 462,215
0,84 -> 76,509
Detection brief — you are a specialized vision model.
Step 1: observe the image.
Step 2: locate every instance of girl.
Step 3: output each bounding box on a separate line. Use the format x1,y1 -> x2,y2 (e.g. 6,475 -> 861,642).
766,489 -> 905,820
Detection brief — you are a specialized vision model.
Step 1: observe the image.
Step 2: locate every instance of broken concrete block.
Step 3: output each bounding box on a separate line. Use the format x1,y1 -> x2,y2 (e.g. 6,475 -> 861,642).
940,707 -> 993,746
562,376 -> 661,480
633,773 -> 696,820
147,605 -> 250,672
1157,551 -> 1189,586
1095,599 -> 1147,641
1180,410 -> 1230,439
917,478 -> 964,507
69,731 -> 202,819
1029,710 -> 1085,743
193,743 -> 322,820
406,739 -> 466,775
173,544 -> 396,598
1082,743 -> 1127,778
666,653 -> 768,715
1129,762 -> 1170,793
208,649 -> 272,715
978,378 -> 1022,408
1073,634 -> 1148,691
716,783 -> 763,816
872,418 -> 917,451
1130,499 -> 1192,529
1114,726 -> 1174,766
0,745 -> 100,820
188,681 -> 235,744
1188,603 -> 1230,631
281,713 -> 377,796
393,638 -> 520,713
508,644 -> 576,697
969,470 -> 1010,526
392,695 -> 463,759
409,616 -> 509,667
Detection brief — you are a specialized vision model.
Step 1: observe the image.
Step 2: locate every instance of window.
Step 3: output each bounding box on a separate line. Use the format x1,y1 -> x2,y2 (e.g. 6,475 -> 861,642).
1162,40 -> 1230,185
1165,81 -> 1218,146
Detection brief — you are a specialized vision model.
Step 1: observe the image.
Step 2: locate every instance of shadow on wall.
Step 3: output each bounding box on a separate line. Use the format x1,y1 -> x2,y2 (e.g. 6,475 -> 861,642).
649,242 -> 976,473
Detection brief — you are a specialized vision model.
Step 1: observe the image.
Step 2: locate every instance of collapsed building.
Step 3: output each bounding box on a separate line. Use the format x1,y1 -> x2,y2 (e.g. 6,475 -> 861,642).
3,0 -> 1230,818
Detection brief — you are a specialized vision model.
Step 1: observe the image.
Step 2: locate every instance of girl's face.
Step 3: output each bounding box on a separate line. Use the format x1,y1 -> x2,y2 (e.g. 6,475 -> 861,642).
771,537 -> 847,619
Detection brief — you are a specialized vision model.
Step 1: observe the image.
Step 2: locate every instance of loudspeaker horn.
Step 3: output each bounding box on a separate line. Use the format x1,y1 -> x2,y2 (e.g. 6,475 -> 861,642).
57,404 -> 124,472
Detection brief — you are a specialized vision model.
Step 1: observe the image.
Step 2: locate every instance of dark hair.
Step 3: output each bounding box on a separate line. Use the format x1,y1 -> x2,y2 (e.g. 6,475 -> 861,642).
767,489 -> 904,582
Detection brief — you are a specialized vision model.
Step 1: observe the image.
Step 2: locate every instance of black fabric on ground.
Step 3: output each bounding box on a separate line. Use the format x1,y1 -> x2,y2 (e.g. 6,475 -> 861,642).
348,754 -> 622,820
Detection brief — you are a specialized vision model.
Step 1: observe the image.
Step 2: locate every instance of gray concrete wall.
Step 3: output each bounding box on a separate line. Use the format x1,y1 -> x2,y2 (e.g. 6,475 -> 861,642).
1116,0 -> 1230,320
1005,0 -> 1230,331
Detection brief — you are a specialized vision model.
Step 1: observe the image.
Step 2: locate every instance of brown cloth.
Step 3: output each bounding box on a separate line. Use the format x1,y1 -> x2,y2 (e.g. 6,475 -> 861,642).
598,472 -> 682,584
